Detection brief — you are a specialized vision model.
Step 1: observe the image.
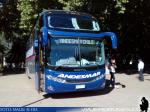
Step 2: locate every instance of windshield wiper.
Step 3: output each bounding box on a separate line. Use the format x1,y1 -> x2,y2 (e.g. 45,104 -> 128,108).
55,63 -> 80,70
47,63 -> 62,70
54,64 -> 73,70
86,62 -> 100,66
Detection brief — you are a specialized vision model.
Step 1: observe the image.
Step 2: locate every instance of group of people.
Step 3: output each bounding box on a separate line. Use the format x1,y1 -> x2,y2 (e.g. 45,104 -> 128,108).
105,57 -> 145,88
105,57 -> 148,111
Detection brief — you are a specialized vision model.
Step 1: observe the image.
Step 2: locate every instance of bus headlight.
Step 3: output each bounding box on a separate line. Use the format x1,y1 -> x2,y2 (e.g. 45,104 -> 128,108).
95,74 -> 105,81
47,86 -> 54,91
101,81 -> 106,88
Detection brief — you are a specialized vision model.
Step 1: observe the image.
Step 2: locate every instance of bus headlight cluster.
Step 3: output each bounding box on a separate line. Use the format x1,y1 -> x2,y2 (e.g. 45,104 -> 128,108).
101,81 -> 106,87
46,75 -> 66,83
95,74 -> 105,81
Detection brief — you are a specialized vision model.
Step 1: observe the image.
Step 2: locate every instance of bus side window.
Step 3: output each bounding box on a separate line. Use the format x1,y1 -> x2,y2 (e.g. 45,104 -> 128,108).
34,16 -> 43,37
33,16 -> 43,49
46,38 -> 50,57
39,16 -> 43,28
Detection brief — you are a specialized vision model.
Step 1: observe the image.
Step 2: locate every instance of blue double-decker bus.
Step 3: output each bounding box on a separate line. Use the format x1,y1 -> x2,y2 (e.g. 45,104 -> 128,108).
26,10 -> 117,93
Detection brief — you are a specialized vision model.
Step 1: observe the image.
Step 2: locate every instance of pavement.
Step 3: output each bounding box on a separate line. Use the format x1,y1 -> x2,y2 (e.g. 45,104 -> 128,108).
0,71 -> 150,109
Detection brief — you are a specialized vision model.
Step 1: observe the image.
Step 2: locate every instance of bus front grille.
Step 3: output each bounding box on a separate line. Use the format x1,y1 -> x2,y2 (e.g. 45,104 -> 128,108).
65,76 -> 100,84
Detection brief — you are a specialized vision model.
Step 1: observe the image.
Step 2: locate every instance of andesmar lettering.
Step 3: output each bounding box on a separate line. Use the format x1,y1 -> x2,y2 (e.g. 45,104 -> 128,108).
58,72 -> 101,79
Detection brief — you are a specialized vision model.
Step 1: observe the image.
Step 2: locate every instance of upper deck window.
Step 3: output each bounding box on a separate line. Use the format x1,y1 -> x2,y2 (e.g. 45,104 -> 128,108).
47,14 -> 100,31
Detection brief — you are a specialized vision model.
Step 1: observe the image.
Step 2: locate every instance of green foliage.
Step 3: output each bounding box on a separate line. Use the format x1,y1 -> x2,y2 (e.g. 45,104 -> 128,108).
115,0 -> 129,14
59,0 -> 87,11
0,0 -> 20,40
0,32 -> 5,53
17,0 -> 62,37
0,32 -> 10,57
17,0 -> 38,37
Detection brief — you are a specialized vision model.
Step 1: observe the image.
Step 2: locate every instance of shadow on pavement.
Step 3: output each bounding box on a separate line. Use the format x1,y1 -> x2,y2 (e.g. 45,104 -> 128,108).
22,98 -> 47,107
22,80 -> 126,107
117,69 -> 138,75
115,82 -> 126,88
0,67 -> 25,76
117,64 -> 150,75
146,79 -> 150,81
22,88 -> 114,107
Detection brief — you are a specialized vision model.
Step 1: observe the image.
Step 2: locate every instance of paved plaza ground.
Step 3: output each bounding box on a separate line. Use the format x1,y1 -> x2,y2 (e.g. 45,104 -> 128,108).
0,71 -> 150,110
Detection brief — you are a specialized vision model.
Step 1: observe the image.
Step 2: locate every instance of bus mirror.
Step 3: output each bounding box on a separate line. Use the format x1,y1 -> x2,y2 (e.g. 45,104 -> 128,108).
101,32 -> 117,49
110,33 -> 117,49
41,26 -> 48,46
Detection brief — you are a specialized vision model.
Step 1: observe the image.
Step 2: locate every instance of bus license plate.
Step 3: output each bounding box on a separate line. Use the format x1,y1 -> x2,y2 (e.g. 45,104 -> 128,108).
76,85 -> 85,89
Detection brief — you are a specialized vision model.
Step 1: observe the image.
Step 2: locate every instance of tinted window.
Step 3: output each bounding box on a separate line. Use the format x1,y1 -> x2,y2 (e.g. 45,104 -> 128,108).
47,15 -> 100,31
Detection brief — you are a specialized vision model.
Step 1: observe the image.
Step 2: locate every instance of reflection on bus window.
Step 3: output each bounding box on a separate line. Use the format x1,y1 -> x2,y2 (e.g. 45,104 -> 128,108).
47,38 -> 104,67
47,15 -> 100,31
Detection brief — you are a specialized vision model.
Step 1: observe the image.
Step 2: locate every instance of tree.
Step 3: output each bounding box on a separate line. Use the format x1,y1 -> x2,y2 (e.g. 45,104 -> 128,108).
17,0 -> 38,38
59,0 -> 87,11
1,0 -> 150,69
0,0 -> 20,41
120,0 -> 150,63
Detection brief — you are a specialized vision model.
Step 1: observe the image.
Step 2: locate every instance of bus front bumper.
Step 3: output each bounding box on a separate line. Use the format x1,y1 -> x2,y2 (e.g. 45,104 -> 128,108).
44,75 -> 106,94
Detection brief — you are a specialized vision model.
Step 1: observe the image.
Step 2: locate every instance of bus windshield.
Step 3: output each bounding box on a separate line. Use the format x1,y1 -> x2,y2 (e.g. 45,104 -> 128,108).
47,15 -> 100,31
47,38 -> 105,68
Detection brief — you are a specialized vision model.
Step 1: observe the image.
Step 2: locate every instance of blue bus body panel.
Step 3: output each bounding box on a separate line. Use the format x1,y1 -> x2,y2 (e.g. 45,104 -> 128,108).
41,30 -> 116,93
35,62 -> 40,91
48,30 -> 117,49
44,68 -> 105,93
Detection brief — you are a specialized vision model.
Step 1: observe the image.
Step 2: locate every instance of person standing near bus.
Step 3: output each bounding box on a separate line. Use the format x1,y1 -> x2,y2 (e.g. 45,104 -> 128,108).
110,58 -> 117,87
105,57 -> 110,75
138,59 -> 144,81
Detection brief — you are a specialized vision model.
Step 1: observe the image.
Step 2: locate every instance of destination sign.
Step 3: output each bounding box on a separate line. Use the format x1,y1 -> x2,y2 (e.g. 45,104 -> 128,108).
55,39 -> 96,45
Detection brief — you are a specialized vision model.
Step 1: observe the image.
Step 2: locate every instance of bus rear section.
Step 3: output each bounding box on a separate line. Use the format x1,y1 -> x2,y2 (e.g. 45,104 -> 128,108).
25,10 -> 117,94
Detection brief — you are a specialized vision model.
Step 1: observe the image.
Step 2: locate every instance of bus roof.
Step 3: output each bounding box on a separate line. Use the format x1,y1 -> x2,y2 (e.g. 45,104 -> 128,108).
40,10 -> 95,19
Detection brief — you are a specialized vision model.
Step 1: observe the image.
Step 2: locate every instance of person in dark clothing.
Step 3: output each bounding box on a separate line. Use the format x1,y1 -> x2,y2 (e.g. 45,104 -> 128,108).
140,97 -> 149,112
109,58 -> 117,87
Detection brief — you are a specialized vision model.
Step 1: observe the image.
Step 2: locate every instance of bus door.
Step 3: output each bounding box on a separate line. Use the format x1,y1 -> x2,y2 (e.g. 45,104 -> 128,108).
34,31 -> 41,92
34,15 -> 44,92
34,34 -> 44,92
